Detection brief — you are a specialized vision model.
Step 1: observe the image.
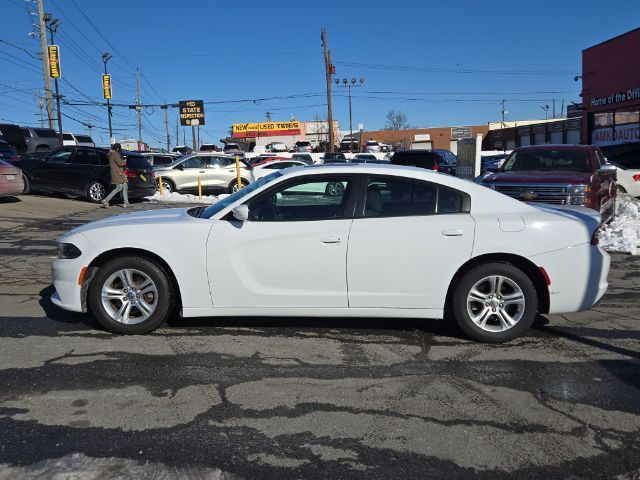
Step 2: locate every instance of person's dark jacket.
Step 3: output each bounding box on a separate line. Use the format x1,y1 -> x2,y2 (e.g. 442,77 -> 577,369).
108,149 -> 126,184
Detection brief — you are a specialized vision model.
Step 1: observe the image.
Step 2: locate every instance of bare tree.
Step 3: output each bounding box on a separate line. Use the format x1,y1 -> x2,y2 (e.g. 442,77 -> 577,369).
384,110 -> 411,130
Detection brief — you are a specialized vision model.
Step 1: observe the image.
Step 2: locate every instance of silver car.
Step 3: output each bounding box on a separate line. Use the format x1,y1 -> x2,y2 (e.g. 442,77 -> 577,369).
154,153 -> 253,194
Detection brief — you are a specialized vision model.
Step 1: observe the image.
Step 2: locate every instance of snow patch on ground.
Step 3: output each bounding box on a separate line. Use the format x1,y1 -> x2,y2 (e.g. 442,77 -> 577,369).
600,194 -> 640,255
145,191 -> 219,204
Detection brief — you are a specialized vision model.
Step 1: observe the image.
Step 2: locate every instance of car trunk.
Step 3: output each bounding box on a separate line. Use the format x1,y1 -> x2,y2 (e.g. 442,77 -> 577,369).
124,157 -> 157,196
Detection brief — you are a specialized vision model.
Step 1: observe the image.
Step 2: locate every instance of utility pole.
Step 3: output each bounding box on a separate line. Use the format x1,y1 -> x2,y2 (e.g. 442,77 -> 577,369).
336,78 -> 365,152
36,0 -> 54,129
36,90 -> 44,127
102,53 -> 113,142
45,16 -> 63,144
191,125 -> 197,151
321,29 -> 335,153
175,117 -> 179,147
162,104 -> 170,152
552,98 -> 556,119
500,99 -> 508,128
86,120 -> 92,138
136,68 -> 142,150
265,111 -> 273,122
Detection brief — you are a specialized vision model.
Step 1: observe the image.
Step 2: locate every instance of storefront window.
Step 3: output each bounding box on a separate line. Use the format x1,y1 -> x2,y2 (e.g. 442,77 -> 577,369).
614,108 -> 640,125
593,112 -> 613,127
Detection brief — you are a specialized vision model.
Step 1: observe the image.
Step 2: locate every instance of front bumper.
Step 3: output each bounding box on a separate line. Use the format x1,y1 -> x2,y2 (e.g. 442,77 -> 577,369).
530,243 -> 610,314
51,257 -> 85,312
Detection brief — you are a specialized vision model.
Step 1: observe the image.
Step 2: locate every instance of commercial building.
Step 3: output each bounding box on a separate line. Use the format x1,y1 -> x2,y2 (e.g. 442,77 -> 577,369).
581,27 -> 640,150
356,125 -> 489,153
482,117 -> 581,151
230,120 -> 339,150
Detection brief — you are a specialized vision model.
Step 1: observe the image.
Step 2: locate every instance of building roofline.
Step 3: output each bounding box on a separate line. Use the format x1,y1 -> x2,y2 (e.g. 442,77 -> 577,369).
583,27 -> 640,52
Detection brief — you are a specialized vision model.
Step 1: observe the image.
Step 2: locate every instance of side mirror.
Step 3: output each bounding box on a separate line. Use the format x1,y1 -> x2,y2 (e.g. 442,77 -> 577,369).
175,164 -> 184,171
597,163 -> 617,174
231,204 -> 249,222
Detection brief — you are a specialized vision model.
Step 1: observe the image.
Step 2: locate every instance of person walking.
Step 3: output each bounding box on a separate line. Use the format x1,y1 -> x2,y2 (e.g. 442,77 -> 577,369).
102,143 -> 129,208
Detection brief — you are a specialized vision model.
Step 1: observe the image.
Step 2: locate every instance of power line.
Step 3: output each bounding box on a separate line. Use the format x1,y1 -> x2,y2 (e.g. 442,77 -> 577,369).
0,38 -> 40,60
333,61 -> 578,76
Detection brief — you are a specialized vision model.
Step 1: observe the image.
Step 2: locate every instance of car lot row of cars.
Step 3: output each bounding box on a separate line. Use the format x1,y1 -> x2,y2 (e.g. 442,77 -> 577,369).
0,123 -> 95,154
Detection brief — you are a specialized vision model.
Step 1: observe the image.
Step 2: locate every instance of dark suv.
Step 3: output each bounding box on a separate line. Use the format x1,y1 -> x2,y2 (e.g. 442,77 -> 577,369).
391,149 -> 457,175
16,146 -> 156,203
21,127 -> 61,153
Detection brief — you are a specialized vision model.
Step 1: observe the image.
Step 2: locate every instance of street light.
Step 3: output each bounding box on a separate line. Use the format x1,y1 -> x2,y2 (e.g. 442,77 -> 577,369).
540,104 -> 549,121
44,14 -> 63,144
335,76 -> 365,152
102,52 -> 113,142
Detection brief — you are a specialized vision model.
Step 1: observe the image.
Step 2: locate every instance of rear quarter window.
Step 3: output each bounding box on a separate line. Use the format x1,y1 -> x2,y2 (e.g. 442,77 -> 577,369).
124,156 -> 152,169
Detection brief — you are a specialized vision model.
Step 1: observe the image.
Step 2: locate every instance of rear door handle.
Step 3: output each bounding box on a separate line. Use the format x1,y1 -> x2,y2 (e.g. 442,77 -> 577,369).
321,235 -> 342,244
442,229 -> 464,237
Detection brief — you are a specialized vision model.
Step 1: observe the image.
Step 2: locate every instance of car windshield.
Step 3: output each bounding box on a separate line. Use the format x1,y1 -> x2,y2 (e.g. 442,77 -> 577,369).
75,135 -> 93,143
199,171 -> 283,219
502,149 -> 591,173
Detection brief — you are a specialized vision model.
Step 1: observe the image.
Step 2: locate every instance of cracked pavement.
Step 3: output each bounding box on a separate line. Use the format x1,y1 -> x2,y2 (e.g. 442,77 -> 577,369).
0,194 -> 639,479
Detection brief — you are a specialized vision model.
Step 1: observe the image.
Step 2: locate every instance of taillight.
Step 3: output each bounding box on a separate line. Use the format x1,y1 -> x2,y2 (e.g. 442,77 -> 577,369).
149,171 -> 155,178
123,169 -> 137,178
433,164 -> 439,172
9,155 -> 18,162
591,229 -> 600,245
633,174 -> 640,182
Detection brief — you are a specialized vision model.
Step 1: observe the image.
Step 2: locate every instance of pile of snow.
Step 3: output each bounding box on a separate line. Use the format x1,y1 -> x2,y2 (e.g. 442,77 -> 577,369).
600,194 -> 640,255
145,191 -> 219,204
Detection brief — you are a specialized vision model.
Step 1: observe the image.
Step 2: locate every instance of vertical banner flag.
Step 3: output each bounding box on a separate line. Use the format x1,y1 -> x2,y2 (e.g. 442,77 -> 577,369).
48,45 -> 61,79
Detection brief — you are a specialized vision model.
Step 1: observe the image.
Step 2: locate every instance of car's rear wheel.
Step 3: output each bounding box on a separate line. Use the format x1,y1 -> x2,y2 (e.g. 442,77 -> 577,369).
86,180 -> 106,203
325,181 -> 345,196
229,178 -> 249,193
452,262 -> 537,343
88,256 -> 173,334
157,177 -> 175,194
22,174 -> 30,194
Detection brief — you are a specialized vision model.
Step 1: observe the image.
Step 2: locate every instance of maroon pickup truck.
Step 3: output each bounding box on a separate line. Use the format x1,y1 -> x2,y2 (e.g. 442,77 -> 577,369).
480,145 -> 617,223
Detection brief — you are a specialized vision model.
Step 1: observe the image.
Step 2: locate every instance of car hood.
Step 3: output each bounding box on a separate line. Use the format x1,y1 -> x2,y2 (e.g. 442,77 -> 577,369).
63,208 -> 197,238
482,170 -> 591,184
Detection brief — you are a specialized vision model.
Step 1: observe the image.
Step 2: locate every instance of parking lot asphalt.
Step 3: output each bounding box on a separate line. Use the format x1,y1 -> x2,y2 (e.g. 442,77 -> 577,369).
0,194 -> 639,479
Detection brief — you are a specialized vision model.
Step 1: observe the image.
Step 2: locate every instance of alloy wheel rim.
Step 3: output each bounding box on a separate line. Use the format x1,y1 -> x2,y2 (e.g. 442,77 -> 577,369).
232,183 -> 244,193
90,183 -> 105,201
326,182 -> 344,196
466,275 -> 525,332
162,181 -> 172,193
101,268 -> 158,325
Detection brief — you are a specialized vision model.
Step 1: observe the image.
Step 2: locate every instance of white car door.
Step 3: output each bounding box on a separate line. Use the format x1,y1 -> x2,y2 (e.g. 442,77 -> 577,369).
207,174 -> 357,308
347,175 -> 475,309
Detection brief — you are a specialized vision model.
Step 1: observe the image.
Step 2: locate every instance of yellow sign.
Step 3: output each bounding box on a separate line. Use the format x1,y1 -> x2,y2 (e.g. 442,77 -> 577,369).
102,74 -> 112,100
232,121 -> 301,138
48,45 -> 61,79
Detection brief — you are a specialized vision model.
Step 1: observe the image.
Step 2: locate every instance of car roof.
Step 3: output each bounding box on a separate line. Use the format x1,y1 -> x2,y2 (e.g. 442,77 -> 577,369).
515,144 -> 591,151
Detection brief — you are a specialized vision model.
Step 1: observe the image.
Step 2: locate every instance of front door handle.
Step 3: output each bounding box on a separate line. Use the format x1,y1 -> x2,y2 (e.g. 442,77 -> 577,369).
442,229 -> 464,237
198,170 -> 206,173
320,235 -> 342,244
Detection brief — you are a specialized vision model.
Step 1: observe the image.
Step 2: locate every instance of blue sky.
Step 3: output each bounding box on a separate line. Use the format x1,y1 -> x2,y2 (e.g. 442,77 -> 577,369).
2,0 -> 639,147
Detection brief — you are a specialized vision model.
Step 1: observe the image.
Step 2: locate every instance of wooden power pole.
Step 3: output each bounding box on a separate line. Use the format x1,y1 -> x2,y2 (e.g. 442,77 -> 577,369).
321,29 -> 335,153
36,0 -> 54,128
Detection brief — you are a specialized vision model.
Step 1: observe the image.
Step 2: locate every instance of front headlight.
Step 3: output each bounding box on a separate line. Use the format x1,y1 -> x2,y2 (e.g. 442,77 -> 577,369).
57,243 -> 82,259
567,184 -> 591,194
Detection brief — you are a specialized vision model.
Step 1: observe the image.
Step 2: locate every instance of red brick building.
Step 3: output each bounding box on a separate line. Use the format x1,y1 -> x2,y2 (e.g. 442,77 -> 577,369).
358,125 -> 488,153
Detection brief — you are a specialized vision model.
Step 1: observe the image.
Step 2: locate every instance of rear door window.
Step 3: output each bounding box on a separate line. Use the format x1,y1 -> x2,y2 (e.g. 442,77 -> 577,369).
71,149 -> 100,165
47,148 -> 74,164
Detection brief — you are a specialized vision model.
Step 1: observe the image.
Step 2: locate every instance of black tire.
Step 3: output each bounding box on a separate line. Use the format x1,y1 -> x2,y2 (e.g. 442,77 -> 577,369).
325,181 -> 345,196
22,174 -> 31,194
88,256 -> 174,334
228,178 -> 249,193
86,180 -> 107,203
451,262 -> 538,343
157,177 -> 175,194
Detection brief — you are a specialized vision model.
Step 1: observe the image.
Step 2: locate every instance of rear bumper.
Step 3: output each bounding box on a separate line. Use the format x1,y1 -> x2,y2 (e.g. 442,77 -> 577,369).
128,184 -> 157,199
530,243 -> 610,314
0,176 -> 24,197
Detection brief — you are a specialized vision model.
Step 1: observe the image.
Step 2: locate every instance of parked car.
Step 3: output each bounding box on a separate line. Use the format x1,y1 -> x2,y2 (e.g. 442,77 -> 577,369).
294,141 -> 312,153
251,160 -> 307,179
291,153 -> 314,164
480,152 -> 510,174
154,153 -> 253,194
601,142 -> 640,197
390,150 -> 456,175
0,123 -> 28,154
199,143 -> 220,152
266,142 -> 288,153
323,152 -> 347,163
140,152 -> 180,167
16,147 -> 156,203
172,145 -> 193,155
248,156 -> 290,167
364,140 -> 381,153
52,163 -> 610,343
0,140 -> 19,163
20,127 -> 61,153
339,139 -> 359,152
62,133 -> 95,147
223,142 -> 243,154
353,154 -> 379,161
480,145 -> 617,223
0,159 -> 24,198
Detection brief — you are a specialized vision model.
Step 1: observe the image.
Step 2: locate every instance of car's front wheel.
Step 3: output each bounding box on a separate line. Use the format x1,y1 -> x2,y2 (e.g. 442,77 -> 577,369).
229,178 -> 249,193
88,256 -> 174,334
452,262 -> 537,343
157,177 -> 175,193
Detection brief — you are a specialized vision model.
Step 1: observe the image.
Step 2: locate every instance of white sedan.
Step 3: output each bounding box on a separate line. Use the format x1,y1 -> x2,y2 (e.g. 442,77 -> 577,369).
51,164 -> 610,342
